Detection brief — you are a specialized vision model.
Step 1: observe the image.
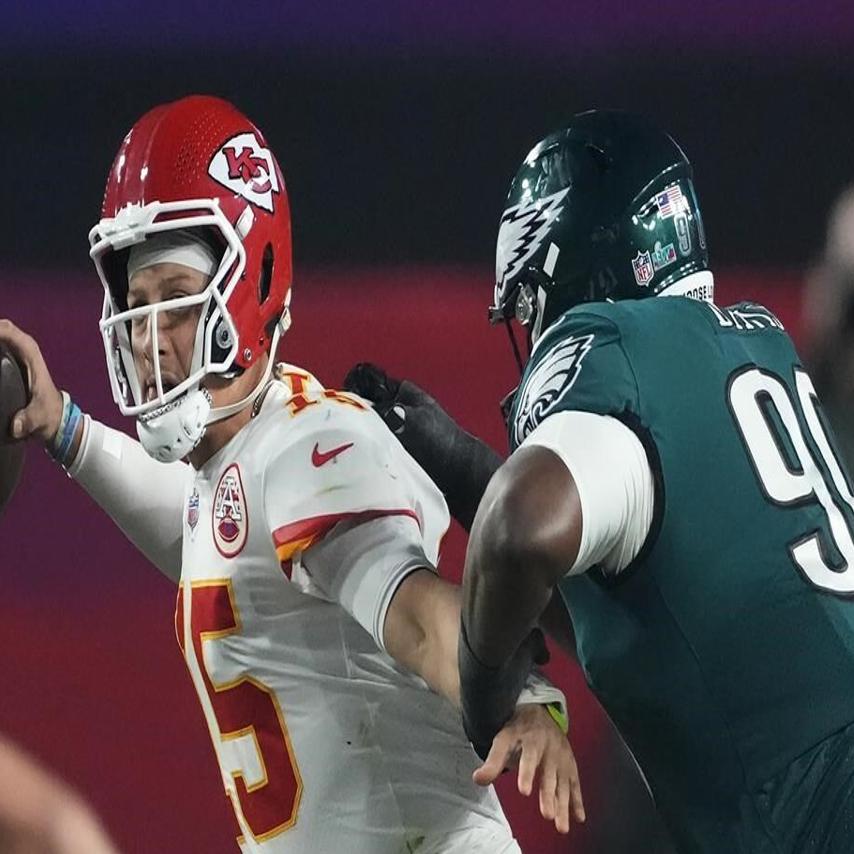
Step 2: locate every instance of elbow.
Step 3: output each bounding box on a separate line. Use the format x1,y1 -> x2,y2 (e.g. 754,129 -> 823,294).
475,481 -> 555,588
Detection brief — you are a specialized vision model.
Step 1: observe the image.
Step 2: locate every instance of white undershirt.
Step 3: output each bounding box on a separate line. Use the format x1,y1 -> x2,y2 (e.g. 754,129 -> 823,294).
520,410 -> 655,576
67,415 -> 189,581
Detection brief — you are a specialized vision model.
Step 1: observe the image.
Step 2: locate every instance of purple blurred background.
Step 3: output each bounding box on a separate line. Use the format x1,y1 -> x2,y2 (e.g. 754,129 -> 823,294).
3,1 -> 854,54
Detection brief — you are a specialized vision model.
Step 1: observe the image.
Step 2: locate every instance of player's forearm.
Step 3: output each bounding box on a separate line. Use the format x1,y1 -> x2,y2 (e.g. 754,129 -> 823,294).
422,430 -> 504,532
457,527 -> 556,758
384,570 -> 462,707
463,446 -> 581,666
414,581 -> 462,707
64,416 -> 186,582
539,589 -> 578,660
463,531 -> 555,669
395,418 -> 502,532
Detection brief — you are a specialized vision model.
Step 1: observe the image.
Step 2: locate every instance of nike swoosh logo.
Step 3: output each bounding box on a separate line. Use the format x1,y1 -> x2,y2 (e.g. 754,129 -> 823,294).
311,441 -> 354,467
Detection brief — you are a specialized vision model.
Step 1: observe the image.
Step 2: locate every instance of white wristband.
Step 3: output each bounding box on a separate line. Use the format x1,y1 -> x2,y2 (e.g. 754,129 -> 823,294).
516,671 -> 569,733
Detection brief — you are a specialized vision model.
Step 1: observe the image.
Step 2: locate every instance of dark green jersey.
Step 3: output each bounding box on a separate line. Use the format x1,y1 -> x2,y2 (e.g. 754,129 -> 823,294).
509,297 -> 854,853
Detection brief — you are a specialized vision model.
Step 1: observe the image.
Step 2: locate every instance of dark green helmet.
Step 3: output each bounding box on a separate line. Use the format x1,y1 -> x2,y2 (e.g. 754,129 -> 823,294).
490,110 -> 709,347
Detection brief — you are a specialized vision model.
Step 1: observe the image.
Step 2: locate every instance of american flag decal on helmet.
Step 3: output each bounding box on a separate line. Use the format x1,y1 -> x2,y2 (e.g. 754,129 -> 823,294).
513,333 -> 595,445
655,185 -> 688,220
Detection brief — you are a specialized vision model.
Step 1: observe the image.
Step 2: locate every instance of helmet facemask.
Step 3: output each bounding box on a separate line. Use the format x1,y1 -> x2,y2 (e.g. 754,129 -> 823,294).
91,199 -> 248,416
90,200 -> 288,462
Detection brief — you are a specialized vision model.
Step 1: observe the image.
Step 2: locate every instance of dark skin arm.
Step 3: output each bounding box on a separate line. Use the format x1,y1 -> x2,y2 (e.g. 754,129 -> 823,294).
462,444 -> 583,668
456,443 -> 586,826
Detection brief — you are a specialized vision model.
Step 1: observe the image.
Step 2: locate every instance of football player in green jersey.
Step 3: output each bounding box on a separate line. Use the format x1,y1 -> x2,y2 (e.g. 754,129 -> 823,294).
346,111 -> 854,853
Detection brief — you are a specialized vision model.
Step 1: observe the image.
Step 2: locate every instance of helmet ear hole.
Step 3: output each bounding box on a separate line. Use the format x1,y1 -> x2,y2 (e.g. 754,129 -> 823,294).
258,243 -> 273,305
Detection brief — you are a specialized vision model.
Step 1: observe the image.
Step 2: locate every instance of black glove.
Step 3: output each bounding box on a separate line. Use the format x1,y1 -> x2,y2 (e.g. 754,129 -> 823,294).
344,363 -> 504,531
458,621 -> 551,760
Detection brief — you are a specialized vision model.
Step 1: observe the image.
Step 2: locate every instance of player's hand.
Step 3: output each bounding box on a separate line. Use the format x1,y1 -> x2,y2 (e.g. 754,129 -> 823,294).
472,705 -> 585,835
344,363 -> 504,530
343,362 -> 450,438
46,796 -> 122,854
0,319 -> 63,443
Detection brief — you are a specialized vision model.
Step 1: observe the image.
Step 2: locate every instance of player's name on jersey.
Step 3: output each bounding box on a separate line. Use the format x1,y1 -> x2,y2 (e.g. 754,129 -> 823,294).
707,303 -> 784,332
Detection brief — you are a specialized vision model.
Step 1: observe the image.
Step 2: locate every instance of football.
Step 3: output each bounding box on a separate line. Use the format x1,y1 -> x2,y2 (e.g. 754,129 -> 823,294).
0,346 -> 28,516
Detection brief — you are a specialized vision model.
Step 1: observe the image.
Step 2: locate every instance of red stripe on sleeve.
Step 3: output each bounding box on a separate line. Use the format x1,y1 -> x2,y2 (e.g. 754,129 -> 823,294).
273,508 -> 420,567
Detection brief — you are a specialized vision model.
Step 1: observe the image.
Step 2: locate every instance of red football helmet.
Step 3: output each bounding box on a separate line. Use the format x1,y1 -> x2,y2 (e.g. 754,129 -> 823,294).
89,95 -> 292,429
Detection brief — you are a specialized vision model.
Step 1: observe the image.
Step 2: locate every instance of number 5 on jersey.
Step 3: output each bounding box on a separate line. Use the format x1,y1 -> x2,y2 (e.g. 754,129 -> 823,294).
729,366 -> 854,594
177,581 -> 303,844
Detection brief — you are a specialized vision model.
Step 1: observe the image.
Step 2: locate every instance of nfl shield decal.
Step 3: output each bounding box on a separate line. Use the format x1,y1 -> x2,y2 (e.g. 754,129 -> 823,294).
632,250 -> 654,287
212,464 -> 248,558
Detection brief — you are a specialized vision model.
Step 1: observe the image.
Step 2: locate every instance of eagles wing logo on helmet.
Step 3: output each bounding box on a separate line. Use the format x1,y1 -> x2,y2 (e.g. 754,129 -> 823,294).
495,187 -> 570,304
513,333 -> 594,445
208,132 -> 280,213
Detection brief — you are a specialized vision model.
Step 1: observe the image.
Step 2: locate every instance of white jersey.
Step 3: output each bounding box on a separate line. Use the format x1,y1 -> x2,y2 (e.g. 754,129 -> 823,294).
173,365 -> 515,853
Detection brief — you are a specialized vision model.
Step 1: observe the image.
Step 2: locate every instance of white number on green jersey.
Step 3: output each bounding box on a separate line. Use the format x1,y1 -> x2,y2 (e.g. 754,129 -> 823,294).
729,367 -> 854,594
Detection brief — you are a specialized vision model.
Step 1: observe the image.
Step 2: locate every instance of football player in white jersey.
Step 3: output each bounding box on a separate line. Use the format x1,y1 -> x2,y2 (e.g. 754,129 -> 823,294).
0,96 -> 584,853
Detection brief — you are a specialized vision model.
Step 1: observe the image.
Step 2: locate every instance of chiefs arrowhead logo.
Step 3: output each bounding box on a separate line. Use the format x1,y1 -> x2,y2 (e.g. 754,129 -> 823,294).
212,463 -> 248,558
208,132 -> 280,213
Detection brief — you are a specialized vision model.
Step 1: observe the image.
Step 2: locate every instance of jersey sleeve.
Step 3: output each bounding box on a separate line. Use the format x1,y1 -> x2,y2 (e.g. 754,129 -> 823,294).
520,410 -> 654,576
263,405 -> 445,646
510,308 -> 640,450
66,415 -> 189,581
301,514 -> 432,650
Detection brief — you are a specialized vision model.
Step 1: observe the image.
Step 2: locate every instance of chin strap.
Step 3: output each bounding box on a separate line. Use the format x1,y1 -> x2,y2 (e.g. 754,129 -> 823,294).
205,323 -> 283,425
136,320 -> 286,463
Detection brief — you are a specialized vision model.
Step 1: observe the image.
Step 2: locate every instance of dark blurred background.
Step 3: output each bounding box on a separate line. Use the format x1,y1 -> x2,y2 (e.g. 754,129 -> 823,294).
3,0 -> 854,272
2,3 -> 854,853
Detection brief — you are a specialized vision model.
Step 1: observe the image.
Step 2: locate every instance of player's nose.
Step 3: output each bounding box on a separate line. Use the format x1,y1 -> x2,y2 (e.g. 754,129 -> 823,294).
135,310 -> 171,359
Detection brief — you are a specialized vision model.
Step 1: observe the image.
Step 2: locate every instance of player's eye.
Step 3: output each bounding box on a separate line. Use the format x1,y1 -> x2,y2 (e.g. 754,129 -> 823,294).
164,294 -> 196,321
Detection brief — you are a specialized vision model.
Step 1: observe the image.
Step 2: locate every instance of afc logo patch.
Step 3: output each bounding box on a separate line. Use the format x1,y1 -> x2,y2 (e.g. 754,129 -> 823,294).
208,132 -> 280,213
186,487 -> 200,537
213,464 -> 248,558
513,333 -> 594,445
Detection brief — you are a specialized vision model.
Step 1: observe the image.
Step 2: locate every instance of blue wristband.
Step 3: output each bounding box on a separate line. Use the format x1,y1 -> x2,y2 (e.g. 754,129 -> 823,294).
48,391 -> 71,456
47,394 -> 83,466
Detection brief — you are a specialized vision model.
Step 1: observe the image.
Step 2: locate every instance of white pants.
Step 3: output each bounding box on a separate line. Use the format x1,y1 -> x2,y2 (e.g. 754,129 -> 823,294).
421,826 -> 522,854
